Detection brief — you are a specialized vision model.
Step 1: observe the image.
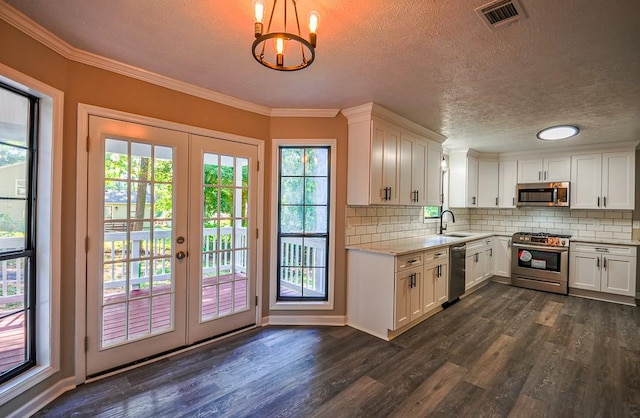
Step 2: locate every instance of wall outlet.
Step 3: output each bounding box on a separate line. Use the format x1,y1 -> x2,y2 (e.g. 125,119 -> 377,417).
633,221 -> 640,229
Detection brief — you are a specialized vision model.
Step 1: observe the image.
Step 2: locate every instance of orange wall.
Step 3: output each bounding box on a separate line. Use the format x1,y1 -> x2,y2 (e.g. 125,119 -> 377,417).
0,18 -> 347,413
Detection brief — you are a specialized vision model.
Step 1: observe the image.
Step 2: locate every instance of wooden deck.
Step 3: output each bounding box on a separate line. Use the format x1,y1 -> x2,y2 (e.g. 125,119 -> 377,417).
0,311 -> 25,374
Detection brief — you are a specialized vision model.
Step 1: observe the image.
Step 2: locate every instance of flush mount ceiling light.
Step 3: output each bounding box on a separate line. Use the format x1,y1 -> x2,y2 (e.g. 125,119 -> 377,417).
536,125 -> 580,141
252,0 -> 319,71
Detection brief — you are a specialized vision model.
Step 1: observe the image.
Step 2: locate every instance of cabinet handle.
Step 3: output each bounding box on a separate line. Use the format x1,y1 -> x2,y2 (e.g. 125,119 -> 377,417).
507,239 -> 511,248
472,196 -> 476,205
603,196 -> 607,207
544,171 -> 547,180
490,249 -> 493,257
595,248 -> 609,253
415,190 -> 419,202
496,197 -> 499,206
597,196 -> 600,207
407,259 -> 418,264
512,197 -> 515,206
538,171 -> 542,181
596,257 -> 600,269
603,257 -> 607,270
475,254 -> 479,263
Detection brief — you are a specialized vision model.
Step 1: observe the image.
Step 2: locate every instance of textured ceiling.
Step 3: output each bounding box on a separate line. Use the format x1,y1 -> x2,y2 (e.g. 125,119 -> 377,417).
4,0 -> 640,153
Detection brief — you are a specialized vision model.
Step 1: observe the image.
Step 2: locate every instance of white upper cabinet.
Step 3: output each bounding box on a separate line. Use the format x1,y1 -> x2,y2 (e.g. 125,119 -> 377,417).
477,160 -> 499,208
518,156 -> 571,183
343,103 -> 446,206
449,150 -> 479,208
498,160 -> 518,208
571,151 -> 634,210
399,132 -> 429,205
425,141 -> 443,207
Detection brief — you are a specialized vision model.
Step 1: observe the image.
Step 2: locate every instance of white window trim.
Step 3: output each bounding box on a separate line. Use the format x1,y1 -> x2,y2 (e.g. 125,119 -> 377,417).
269,138 -> 337,311
0,64 -> 63,405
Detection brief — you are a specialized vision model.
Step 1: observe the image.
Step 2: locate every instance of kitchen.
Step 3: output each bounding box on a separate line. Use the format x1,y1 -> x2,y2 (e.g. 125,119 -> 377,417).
1,0 -> 640,416
344,103 -> 638,340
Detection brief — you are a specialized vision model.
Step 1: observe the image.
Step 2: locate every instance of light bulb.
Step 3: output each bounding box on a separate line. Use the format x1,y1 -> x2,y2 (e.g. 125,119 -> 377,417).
308,11 -> 319,33
275,37 -> 285,66
253,0 -> 264,37
253,0 -> 265,23
275,37 -> 285,54
308,11 -> 319,47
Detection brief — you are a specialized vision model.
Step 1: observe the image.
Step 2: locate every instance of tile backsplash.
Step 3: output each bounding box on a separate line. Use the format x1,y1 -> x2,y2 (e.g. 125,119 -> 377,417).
346,206 -> 632,246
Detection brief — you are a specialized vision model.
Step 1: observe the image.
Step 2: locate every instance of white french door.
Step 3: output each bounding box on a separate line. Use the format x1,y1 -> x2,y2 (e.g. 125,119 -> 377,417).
85,116 -> 257,376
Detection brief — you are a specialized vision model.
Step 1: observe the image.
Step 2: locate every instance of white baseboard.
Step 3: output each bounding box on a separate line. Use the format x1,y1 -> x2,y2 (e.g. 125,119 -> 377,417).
8,376 -> 75,418
262,315 -> 346,326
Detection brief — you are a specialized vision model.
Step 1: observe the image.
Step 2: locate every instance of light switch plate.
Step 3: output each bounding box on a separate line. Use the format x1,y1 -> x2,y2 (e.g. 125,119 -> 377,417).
633,221 -> 640,229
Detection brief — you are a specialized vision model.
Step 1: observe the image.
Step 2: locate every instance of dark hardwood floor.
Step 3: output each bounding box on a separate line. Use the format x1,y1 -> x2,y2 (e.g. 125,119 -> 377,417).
34,282 -> 640,417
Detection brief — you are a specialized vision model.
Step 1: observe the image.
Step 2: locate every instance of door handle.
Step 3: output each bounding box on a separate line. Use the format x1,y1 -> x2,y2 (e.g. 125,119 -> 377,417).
176,250 -> 187,260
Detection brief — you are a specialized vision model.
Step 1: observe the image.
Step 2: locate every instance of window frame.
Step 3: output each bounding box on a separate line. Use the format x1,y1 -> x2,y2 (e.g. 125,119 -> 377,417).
0,82 -> 38,384
270,138 -> 336,311
0,63 -> 63,406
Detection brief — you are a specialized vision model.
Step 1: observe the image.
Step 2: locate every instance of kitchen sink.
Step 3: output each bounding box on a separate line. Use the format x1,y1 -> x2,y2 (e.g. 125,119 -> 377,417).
443,233 -> 472,238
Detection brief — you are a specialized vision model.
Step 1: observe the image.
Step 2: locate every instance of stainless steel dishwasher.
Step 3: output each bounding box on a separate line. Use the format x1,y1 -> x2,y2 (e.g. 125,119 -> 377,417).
447,243 -> 466,305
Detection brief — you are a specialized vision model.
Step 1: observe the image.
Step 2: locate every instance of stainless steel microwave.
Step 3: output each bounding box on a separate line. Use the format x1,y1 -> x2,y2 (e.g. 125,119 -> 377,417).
516,182 -> 570,207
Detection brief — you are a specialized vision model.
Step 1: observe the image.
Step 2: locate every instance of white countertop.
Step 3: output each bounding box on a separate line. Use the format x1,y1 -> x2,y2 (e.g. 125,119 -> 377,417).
345,231 -> 494,256
346,232 -> 640,256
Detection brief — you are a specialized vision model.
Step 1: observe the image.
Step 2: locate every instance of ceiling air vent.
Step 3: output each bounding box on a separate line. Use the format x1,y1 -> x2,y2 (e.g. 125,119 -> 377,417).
475,0 -> 526,30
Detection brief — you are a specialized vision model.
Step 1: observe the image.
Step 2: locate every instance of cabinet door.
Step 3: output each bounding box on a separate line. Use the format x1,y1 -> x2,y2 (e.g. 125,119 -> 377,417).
399,134 -> 414,205
394,270 -> 412,329
571,154 -> 602,209
602,152 -> 634,210
602,255 -> 636,296
483,246 -> 493,280
477,160 -> 499,208
423,264 -> 438,313
493,237 -> 511,277
466,252 -> 483,289
569,252 -> 600,291
499,160 -> 517,208
435,262 -> 448,304
410,270 -> 423,321
412,138 -> 428,206
425,141 -> 443,207
371,120 -> 400,205
518,158 -> 543,183
467,157 -> 479,207
543,157 -> 571,181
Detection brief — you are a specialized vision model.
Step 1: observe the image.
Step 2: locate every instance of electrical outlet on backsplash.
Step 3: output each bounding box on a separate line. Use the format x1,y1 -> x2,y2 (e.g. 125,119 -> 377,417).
345,206 -> 633,245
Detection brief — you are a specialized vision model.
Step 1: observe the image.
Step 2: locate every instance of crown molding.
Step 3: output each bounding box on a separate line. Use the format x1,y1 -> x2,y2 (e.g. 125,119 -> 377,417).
0,2 -> 333,118
270,108 -> 341,118
341,102 -> 447,143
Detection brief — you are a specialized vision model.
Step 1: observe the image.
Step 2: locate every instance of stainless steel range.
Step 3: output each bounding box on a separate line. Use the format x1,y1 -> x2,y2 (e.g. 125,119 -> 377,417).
511,232 -> 571,294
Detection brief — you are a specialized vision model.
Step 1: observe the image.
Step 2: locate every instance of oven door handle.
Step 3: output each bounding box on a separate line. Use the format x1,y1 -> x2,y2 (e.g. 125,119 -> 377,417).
512,243 -> 569,253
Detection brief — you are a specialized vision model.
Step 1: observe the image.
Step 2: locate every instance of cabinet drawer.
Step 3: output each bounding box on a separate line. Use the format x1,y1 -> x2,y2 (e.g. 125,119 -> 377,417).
570,243 -> 636,257
424,247 -> 449,263
466,239 -> 486,252
396,252 -> 424,272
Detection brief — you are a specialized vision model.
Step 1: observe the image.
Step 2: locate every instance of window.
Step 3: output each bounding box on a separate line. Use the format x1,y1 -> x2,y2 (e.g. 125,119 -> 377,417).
0,83 -> 38,383
270,139 -> 336,310
277,146 -> 330,301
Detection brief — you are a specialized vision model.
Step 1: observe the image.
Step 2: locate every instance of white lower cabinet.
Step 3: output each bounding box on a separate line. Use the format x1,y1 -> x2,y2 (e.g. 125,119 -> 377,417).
493,236 -> 512,277
347,246 -> 449,341
465,239 -> 493,289
569,243 -> 637,297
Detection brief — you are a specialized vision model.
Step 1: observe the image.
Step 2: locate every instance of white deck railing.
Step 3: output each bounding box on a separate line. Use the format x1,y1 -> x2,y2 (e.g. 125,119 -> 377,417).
0,227 -> 327,304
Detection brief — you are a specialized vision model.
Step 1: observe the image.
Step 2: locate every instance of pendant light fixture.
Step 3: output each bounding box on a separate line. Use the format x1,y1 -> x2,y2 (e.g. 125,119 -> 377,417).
252,0 -> 319,71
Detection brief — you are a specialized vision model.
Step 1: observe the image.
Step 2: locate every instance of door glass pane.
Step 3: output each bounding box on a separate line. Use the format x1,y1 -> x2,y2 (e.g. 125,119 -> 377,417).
199,153 -> 251,322
101,139 -> 175,348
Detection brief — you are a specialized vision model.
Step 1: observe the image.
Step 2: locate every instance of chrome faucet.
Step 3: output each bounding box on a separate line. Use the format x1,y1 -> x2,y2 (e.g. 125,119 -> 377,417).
439,210 -> 456,235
